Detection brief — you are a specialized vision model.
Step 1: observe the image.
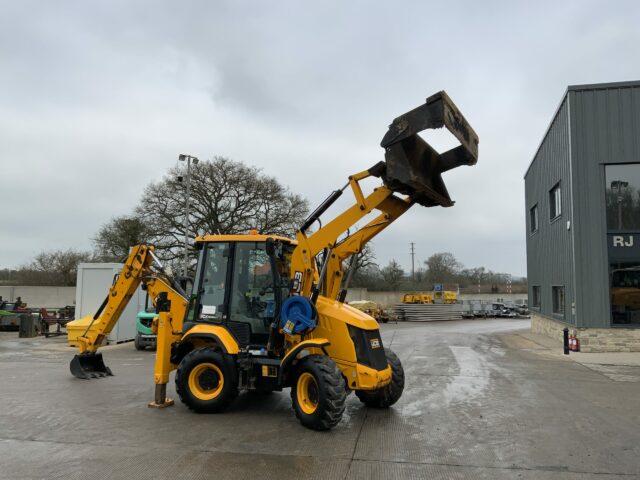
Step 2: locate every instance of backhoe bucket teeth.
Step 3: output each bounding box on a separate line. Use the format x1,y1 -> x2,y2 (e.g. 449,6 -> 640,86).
70,353 -> 113,379
380,91 -> 478,207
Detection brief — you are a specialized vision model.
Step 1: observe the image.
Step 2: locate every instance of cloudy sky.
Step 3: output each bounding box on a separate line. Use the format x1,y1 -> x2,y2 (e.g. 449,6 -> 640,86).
1,1 -> 639,276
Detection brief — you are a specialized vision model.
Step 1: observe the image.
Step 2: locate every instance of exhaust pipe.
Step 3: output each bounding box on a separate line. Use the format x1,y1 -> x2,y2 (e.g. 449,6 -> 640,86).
380,91 -> 479,207
70,352 -> 113,379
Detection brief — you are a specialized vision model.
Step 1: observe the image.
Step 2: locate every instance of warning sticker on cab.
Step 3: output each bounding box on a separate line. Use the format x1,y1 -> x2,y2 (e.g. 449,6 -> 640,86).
370,338 -> 381,349
292,271 -> 303,293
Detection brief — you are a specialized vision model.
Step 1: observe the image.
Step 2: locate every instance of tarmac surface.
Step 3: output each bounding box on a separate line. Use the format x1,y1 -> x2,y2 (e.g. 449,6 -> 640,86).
1,319 -> 639,479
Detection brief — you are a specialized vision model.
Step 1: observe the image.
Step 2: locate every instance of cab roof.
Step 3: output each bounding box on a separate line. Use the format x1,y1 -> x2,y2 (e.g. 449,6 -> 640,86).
195,233 -> 297,245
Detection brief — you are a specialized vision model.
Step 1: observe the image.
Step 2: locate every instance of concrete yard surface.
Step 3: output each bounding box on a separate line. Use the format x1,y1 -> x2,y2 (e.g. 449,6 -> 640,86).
1,319 -> 639,479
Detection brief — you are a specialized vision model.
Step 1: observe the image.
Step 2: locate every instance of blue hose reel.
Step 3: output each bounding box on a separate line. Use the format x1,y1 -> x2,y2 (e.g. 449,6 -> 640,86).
280,296 -> 317,335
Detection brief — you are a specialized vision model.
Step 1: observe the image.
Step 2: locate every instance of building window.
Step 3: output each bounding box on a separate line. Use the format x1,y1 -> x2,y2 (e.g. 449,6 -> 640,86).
531,286 -> 540,308
530,204 -> 539,233
549,183 -> 561,220
605,164 -> 640,230
552,286 -> 565,315
609,263 -> 640,325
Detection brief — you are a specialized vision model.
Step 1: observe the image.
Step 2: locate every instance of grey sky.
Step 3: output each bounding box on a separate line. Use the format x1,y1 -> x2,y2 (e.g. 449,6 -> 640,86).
1,1 -> 639,276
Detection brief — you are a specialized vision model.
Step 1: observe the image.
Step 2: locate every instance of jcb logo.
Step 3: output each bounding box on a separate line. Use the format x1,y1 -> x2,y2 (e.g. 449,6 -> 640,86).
613,235 -> 634,247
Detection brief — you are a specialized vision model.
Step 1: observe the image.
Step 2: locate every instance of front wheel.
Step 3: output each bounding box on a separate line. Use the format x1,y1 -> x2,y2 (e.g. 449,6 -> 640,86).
134,333 -> 145,351
291,355 -> 347,430
175,347 -> 238,413
356,348 -> 404,408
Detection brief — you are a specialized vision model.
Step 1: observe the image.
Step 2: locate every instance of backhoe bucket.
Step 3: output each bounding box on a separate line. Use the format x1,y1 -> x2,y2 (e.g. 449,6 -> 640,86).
70,353 -> 113,379
380,91 -> 478,207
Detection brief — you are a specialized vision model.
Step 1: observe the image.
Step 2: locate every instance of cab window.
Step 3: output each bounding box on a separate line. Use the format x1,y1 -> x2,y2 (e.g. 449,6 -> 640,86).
230,243 -> 275,341
198,242 -> 230,321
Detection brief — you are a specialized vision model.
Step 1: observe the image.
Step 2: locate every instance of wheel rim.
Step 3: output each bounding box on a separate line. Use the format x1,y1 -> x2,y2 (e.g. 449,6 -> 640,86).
188,362 -> 224,401
297,372 -> 319,415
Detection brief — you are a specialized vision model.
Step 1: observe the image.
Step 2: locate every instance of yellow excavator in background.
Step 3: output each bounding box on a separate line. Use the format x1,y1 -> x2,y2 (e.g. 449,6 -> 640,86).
67,91 -> 478,430
402,293 -> 434,304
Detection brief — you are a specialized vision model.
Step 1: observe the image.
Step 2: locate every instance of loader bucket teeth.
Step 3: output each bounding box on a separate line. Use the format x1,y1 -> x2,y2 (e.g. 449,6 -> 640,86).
70,353 -> 113,379
380,91 -> 478,207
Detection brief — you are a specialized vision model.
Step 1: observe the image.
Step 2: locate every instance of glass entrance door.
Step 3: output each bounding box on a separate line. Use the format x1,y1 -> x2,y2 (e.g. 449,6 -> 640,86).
605,164 -> 640,325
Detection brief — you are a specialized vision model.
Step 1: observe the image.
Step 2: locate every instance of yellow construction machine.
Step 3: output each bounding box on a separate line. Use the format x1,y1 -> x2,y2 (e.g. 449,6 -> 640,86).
67,91 -> 478,430
402,293 -> 434,304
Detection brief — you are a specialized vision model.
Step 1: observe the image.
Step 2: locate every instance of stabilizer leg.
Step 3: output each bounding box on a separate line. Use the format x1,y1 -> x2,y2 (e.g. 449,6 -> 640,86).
148,383 -> 174,409
148,307 -> 175,408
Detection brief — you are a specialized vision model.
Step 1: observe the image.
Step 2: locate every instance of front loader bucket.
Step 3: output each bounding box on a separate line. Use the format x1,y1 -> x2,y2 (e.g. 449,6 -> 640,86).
70,353 -> 113,379
380,91 -> 478,207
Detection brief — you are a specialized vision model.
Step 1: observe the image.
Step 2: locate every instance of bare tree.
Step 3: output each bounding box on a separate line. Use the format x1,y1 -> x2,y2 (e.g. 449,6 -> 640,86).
136,156 -> 309,267
18,249 -> 95,286
381,259 -> 405,291
348,244 -> 377,276
93,215 -> 152,261
424,252 -> 462,284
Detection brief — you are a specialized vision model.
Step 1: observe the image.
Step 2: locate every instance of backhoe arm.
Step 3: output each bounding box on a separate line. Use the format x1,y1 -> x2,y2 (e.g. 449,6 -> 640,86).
69,244 -> 188,381
73,244 -> 153,354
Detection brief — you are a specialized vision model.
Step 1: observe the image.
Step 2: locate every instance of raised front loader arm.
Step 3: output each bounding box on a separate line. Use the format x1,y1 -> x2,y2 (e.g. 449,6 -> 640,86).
290,91 -> 479,300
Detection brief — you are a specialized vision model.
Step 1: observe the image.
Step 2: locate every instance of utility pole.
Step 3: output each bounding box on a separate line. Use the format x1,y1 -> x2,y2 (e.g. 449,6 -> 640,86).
178,154 -> 199,277
410,242 -> 415,281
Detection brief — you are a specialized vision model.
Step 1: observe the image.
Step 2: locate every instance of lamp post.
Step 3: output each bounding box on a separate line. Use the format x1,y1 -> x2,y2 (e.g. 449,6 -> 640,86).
611,180 -> 629,230
178,154 -> 199,277
409,242 -> 415,281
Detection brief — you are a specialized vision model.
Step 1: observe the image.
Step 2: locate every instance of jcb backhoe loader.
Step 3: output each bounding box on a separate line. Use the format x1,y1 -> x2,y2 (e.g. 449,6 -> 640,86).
67,91 -> 478,430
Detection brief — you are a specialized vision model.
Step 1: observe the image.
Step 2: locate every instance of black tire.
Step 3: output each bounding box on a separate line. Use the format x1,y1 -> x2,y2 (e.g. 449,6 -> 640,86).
134,333 -> 145,351
175,347 -> 238,413
355,348 -> 404,408
291,355 -> 347,431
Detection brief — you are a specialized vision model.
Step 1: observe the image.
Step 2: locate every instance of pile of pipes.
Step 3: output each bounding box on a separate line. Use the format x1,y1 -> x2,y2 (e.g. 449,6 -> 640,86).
390,303 -> 463,322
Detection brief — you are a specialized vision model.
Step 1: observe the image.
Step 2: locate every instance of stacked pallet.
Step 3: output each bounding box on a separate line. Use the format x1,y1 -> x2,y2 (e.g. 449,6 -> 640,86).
390,303 -> 464,322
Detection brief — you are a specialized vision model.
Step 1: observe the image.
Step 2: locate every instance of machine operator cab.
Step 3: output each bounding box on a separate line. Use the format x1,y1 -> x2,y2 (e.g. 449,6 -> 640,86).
186,233 -> 296,348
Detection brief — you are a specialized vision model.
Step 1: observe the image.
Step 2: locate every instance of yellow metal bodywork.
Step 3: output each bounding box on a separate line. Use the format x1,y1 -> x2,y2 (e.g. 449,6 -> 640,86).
281,338 -> 330,365
402,293 -> 434,304
181,323 -> 240,354
195,233 -> 296,245
434,290 -> 458,304
290,183 -> 412,299
305,297 -> 391,391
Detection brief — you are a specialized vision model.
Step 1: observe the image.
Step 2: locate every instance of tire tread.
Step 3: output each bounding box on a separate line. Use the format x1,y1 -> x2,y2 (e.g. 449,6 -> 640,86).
355,348 -> 404,408
175,347 -> 238,413
291,355 -> 347,430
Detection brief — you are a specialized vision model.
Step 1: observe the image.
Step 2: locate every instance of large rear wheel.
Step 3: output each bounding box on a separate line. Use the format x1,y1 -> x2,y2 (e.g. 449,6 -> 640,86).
291,355 -> 346,430
355,348 -> 404,408
175,347 -> 238,413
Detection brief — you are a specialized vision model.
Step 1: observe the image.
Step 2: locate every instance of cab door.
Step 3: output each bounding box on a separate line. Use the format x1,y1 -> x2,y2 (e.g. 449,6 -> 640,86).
228,242 -> 276,346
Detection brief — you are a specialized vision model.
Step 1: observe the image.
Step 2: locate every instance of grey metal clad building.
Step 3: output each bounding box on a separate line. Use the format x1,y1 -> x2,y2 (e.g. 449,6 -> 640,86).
525,81 -> 640,346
